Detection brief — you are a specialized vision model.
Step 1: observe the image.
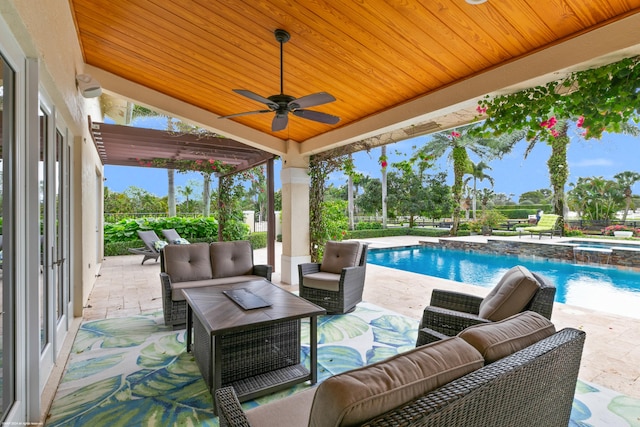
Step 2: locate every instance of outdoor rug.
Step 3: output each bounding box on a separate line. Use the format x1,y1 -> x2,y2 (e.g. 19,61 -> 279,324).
46,302 -> 640,426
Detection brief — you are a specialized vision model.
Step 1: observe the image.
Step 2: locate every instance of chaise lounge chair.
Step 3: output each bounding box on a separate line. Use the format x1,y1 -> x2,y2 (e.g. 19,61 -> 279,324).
525,214 -> 561,239
128,230 -> 164,265
161,228 -> 191,244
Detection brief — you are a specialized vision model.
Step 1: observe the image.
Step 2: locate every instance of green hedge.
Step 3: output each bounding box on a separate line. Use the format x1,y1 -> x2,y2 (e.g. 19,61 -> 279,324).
105,232 -> 268,257
345,227 -> 455,239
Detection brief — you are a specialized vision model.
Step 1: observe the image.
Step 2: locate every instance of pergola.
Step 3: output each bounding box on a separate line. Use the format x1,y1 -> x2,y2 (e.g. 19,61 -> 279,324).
90,120 -> 278,266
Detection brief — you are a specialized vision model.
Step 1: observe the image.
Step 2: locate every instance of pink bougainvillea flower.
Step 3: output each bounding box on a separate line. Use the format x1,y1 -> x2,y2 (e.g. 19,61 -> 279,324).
381,160 -> 388,168
576,116 -> 585,127
476,105 -> 487,114
550,129 -> 559,137
451,131 -> 461,138
548,116 -> 557,127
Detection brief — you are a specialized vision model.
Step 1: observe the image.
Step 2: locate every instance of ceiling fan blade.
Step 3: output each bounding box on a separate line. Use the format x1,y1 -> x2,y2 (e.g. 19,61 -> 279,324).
288,92 -> 336,110
293,109 -> 341,125
219,109 -> 271,119
272,114 -> 289,132
233,89 -> 279,109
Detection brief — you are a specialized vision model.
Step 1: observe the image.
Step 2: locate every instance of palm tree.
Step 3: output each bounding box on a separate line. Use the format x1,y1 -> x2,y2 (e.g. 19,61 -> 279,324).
463,160 -> 494,219
414,124 -> 525,235
178,184 -> 194,212
614,171 -> 640,223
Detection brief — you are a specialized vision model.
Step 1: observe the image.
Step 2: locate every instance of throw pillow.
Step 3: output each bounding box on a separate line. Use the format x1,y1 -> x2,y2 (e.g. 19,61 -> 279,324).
153,240 -> 168,251
172,238 -> 190,245
478,265 -> 540,321
308,337 -> 484,427
458,311 -> 556,363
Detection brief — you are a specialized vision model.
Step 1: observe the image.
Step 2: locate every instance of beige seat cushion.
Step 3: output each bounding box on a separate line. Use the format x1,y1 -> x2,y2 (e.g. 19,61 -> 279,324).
170,275 -> 266,301
320,241 -> 362,274
308,337 -> 484,427
209,240 -> 254,278
245,387 -> 317,427
458,311 -> 556,363
478,265 -> 540,321
163,243 -> 213,282
301,271 -> 341,292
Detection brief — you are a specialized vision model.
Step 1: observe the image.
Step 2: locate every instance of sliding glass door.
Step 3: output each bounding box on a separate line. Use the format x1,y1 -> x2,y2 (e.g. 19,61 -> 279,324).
0,51 -> 16,421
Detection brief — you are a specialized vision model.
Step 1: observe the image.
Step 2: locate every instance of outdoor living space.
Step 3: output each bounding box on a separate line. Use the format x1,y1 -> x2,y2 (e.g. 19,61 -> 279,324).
44,234 -> 640,424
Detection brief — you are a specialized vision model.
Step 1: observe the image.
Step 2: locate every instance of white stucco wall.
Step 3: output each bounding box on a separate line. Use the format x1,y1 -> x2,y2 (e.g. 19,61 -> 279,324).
9,0 -> 104,313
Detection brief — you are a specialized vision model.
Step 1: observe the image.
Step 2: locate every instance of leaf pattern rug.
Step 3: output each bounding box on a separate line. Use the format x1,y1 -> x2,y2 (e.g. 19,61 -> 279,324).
46,302 -> 640,426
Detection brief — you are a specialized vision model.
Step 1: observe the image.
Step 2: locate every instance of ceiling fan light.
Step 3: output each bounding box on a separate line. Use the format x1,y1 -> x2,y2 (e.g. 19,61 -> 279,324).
466,0 -> 487,4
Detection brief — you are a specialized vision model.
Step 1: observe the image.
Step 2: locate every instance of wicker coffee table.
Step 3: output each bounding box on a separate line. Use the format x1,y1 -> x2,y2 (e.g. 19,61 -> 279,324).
183,279 -> 326,413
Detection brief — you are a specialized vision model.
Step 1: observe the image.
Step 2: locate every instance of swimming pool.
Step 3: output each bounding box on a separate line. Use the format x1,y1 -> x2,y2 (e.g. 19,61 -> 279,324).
368,245 -> 640,319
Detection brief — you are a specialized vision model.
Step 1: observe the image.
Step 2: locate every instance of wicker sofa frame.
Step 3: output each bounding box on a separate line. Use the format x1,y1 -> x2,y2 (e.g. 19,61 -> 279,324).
159,241 -> 272,329
298,243 -> 368,314
215,327 -> 585,427
416,272 -> 556,346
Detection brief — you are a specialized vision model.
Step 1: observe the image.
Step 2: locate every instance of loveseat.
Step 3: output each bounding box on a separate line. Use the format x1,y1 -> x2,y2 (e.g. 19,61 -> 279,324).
159,241 -> 272,329
215,311 -> 585,427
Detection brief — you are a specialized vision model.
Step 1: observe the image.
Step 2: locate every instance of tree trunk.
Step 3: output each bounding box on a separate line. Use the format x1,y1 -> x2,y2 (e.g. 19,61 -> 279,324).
348,172 -> 354,231
381,146 -> 387,228
167,169 -> 176,216
203,173 -> 211,217
547,123 -> 570,235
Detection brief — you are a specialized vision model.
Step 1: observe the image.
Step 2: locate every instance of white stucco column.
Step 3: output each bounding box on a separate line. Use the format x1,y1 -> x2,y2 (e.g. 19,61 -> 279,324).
280,155 -> 310,285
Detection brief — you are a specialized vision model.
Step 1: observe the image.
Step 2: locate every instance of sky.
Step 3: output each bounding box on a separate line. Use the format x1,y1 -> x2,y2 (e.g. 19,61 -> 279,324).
104,119 -> 640,203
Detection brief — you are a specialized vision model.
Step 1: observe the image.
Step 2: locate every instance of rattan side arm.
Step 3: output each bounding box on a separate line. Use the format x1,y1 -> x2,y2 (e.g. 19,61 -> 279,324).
429,289 -> 484,314
252,264 -> 273,281
418,306 -> 491,337
215,386 -> 252,427
159,272 -> 174,325
339,264 -> 366,301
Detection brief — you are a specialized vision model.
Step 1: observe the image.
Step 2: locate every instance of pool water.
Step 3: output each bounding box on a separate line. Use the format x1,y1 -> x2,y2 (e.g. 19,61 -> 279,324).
368,245 -> 640,319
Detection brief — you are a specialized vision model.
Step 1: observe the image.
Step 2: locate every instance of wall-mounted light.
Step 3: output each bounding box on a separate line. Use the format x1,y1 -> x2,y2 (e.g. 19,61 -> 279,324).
76,74 -> 102,98
466,0 -> 487,4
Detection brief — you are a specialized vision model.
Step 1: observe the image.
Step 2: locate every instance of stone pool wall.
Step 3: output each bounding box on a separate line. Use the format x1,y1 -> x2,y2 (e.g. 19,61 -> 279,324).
419,239 -> 640,269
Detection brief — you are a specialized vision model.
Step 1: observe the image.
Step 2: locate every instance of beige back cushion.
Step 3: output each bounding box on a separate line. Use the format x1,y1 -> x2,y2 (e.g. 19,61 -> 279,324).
163,243 -> 213,282
458,311 -> 556,363
209,240 -> 254,278
320,241 -> 362,274
478,265 -> 540,321
308,337 -> 484,427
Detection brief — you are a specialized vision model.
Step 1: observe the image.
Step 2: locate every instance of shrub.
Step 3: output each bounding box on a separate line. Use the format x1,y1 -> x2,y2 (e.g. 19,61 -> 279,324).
248,232 -> 267,249
564,224 -> 585,237
602,225 -> 639,237
355,222 -> 382,230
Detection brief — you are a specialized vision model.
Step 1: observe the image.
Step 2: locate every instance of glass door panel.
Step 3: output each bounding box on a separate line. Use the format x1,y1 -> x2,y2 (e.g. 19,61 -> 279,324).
1,52 -> 16,421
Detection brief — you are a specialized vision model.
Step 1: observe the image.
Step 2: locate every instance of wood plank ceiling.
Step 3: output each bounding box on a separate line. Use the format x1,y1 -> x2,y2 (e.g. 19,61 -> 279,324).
70,0 -> 640,145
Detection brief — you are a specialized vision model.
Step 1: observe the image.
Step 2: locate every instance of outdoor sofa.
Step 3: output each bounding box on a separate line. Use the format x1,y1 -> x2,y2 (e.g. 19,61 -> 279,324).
216,311 -> 585,427
159,241 -> 272,329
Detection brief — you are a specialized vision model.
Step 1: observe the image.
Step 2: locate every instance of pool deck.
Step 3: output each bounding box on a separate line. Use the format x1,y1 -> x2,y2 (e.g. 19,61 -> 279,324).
75,234 -> 640,403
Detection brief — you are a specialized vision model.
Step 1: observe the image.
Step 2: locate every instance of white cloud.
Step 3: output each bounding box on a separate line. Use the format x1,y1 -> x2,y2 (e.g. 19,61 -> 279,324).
572,158 -> 614,167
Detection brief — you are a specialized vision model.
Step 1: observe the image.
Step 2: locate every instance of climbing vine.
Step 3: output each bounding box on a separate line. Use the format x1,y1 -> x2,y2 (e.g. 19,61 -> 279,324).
308,155 -> 347,262
476,55 -> 640,229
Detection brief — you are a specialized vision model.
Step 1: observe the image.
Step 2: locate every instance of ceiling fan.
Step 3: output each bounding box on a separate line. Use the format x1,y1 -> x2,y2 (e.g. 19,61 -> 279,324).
219,29 -> 340,132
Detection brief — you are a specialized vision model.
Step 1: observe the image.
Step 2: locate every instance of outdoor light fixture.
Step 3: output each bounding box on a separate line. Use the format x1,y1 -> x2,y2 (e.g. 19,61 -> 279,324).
466,0 -> 487,4
76,74 -> 102,98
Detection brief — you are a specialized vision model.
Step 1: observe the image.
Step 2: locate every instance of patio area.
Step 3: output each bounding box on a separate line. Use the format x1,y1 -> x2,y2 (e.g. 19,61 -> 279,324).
70,235 -> 640,403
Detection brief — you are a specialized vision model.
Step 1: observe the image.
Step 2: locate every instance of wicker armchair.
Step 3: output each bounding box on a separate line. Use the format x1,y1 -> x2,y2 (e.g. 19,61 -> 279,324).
416,266 -> 556,346
298,241 -> 368,314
